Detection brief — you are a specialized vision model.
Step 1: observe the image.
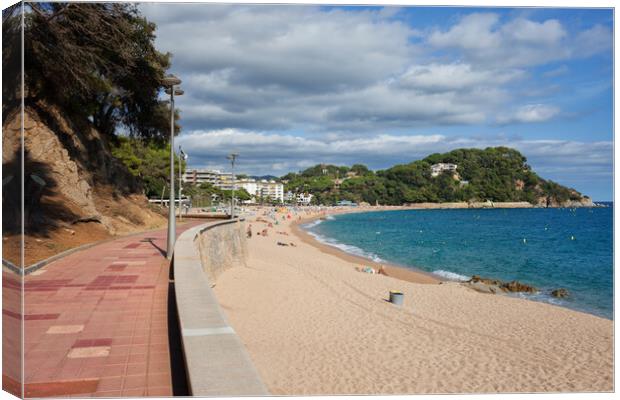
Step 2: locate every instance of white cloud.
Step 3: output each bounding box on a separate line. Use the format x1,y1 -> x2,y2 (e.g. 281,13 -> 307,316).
142,5 -> 610,133
496,104 -> 561,124
429,13 -> 502,51
543,65 -> 569,78
502,18 -> 566,45
574,24 -> 613,57
397,63 -> 523,92
145,5 -> 415,93
428,12 -> 606,68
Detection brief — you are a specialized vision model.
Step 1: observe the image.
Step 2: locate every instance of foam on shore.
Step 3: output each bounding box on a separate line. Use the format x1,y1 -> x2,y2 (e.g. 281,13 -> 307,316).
305,229 -> 384,263
432,269 -> 469,281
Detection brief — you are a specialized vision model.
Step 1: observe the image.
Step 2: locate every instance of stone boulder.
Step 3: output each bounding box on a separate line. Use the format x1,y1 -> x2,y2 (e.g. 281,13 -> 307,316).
466,275 -> 537,294
551,288 -> 569,298
503,280 -> 537,293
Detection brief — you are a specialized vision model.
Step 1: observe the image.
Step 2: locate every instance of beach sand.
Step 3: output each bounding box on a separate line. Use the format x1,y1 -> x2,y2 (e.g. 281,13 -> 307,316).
212,207 -> 613,395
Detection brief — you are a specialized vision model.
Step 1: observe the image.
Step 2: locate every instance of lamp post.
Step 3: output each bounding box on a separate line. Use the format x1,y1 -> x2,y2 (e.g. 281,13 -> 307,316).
227,153 -> 238,219
178,146 -> 187,220
162,74 -> 183,259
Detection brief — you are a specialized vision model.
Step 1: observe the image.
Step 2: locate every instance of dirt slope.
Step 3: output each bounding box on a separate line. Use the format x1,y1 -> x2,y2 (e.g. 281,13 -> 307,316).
2,103 -> 166,265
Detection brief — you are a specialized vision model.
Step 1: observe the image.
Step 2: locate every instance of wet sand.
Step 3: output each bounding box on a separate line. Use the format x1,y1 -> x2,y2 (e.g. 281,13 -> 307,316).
290,216 -> 440,285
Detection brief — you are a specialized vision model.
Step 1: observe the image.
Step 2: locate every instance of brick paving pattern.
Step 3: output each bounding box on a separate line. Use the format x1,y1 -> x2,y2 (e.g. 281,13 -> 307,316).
5,221 -> 204,397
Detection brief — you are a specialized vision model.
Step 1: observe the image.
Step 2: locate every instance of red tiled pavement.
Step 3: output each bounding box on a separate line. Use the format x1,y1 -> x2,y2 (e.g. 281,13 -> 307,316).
15,221 -> 205,398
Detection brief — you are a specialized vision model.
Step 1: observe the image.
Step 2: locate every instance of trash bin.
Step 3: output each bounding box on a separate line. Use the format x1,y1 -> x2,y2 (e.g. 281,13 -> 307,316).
389,290 -> 404,306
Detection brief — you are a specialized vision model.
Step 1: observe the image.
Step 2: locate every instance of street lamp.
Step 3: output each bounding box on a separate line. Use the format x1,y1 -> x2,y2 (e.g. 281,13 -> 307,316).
178,146 -> 187,220
226,153 -> 239,219
162,74 -> 183,259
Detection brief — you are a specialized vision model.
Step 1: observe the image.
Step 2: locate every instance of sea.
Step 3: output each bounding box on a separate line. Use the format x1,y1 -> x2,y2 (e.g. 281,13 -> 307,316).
303,204 -> 613,319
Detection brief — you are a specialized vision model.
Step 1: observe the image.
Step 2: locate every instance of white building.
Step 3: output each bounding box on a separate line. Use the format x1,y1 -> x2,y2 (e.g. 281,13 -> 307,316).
284,191 -> 295,203
430,163 -> 458,177
182,169 -> 234,190
237,179 -> 258,197
182,169 -> 220,186
183,169 -> 284,202
238,179 -> 284,203
297,193 -> 313,205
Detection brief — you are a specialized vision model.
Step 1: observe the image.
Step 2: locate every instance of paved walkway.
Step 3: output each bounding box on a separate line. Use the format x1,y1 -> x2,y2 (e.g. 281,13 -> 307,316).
8,221 -> 205,397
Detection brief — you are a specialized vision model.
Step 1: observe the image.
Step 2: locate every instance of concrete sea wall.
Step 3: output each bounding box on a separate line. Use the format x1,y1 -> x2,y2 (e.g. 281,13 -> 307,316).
173,219 -> 267,396
194,219 -> 248,283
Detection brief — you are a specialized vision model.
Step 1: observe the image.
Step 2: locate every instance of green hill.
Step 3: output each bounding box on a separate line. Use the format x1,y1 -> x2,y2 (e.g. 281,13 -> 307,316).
281,147 -> 591,207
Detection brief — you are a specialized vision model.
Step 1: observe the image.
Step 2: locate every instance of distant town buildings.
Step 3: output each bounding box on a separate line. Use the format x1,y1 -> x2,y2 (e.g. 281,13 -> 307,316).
284,191 -> 314,205
337,200 -> 357,207
182,169 -> 233,190
297,193 -> 313,205
430,163 -> 458,177
238,179 -> 284,203
182,169 -> 284,202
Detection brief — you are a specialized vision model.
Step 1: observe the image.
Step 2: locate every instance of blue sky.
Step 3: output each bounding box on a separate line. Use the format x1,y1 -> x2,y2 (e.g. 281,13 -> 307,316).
141,5 -> 613,200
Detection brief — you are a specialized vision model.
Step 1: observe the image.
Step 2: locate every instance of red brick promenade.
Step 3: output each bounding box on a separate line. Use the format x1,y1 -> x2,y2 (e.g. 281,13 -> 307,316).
4,221 -> 204,397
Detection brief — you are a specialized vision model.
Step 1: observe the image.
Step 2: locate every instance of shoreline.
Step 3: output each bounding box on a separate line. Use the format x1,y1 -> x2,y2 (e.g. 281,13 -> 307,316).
288,206 -> 611,320
213,206 -> 613,394
290,213 -> 440,285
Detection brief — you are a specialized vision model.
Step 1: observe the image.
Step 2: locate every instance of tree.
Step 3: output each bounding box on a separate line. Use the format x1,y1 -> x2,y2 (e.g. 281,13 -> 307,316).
24,3 -> 177,140
2,5 -> 22,121
111,136 -> 185,198
350,164 -> 373,176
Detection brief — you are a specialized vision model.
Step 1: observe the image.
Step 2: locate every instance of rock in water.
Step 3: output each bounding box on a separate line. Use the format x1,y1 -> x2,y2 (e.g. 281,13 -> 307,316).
503,280 -> 537,293
551,288 -> 569,298
466,275 -> 537,294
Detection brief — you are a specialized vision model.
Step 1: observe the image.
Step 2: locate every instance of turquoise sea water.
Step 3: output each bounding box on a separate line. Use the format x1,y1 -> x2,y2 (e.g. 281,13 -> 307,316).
303,206 -> 613,319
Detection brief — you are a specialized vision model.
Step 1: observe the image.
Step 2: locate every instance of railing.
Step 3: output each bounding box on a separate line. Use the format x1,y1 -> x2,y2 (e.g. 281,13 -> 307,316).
173,218 -> 268,396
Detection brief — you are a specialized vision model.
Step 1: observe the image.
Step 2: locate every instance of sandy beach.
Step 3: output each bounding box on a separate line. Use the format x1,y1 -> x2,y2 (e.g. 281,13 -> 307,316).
212,206 -> 613,395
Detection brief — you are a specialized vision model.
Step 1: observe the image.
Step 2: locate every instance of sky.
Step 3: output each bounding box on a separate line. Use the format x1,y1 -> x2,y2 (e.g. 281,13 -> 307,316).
140,4 -> 613,200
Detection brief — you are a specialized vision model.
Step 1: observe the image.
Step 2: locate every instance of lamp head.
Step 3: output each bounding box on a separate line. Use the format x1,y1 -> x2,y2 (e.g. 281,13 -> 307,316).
164,88 -> 184,96
161,74 -> 182,87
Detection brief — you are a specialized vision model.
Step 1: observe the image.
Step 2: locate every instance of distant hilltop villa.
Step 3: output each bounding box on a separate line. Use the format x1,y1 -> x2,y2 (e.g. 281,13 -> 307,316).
430,163 -> 458,177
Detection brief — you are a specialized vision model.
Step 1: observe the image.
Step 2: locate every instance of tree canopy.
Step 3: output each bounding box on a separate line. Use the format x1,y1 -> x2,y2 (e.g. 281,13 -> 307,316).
22,2 -> 177,140
281,147 -> 585,206
111,136 -> 185,198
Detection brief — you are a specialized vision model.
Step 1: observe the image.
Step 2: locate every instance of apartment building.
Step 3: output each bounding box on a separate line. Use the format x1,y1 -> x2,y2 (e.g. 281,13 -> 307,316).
182,169 -> 233,190
238,179 -> 284,203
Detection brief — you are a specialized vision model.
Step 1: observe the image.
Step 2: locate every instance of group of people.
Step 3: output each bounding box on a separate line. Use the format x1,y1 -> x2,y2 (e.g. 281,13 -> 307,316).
357,265 -> 387,276
246,224 -> 269,238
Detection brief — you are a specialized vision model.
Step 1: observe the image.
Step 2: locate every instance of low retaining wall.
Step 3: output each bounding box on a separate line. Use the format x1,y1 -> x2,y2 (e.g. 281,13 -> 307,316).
173,218 -> 268,396
194,219 -> 248,283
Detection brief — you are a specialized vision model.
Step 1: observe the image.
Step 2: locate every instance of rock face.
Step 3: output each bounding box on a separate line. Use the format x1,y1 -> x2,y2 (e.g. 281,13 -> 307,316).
465,275 -> 537,294
551,288 -> 570,298
536,194 -> 594,208
3,103 -> 165,237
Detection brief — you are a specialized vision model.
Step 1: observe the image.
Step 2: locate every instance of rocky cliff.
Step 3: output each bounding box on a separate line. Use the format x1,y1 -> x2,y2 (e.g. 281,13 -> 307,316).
2,102 -> 166,264
535,193 -> 594,208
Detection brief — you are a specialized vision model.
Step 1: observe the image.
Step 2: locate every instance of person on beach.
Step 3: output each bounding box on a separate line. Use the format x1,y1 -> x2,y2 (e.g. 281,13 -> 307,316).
247,224 -> 253,238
